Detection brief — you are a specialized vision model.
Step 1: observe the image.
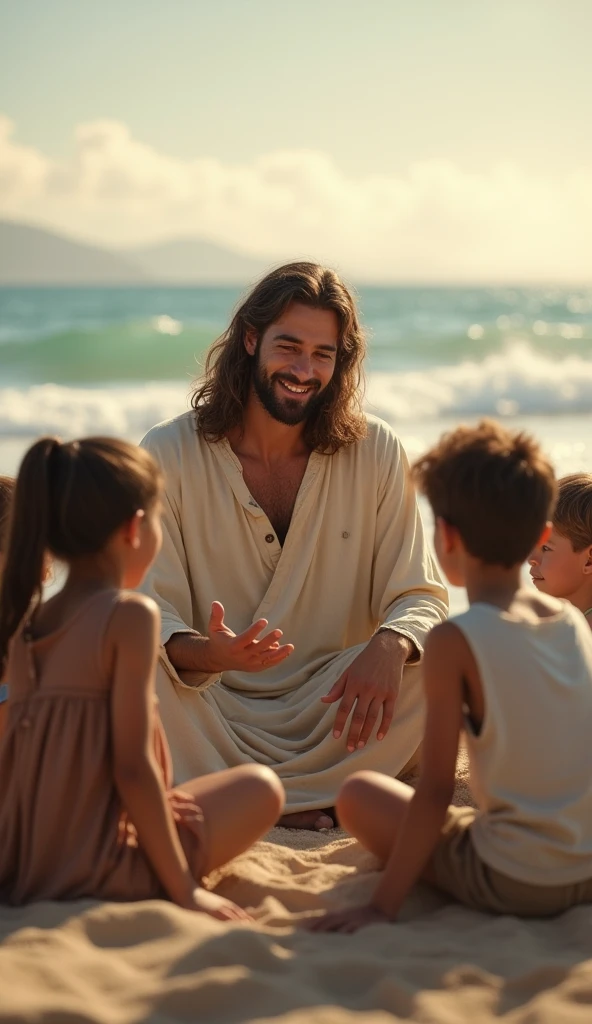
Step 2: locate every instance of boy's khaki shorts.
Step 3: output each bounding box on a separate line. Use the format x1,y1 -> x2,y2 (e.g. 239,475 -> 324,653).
431,806 -> 592,917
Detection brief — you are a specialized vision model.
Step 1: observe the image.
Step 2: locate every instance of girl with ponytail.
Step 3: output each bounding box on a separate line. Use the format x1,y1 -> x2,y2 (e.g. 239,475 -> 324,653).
0,436 -> 283,913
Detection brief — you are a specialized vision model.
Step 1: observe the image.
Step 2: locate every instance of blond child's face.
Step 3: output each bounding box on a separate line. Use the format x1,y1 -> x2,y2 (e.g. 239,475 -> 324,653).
529,529 -> 592,598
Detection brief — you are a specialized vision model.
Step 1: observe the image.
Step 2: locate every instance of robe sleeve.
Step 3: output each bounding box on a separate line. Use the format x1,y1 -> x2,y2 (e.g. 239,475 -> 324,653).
370,424 -> 448,662
140,424 -> 220,691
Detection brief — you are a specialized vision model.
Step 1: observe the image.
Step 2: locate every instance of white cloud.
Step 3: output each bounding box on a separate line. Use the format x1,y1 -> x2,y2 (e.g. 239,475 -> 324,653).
1,114 -> 591,280
0,116 -> 49,201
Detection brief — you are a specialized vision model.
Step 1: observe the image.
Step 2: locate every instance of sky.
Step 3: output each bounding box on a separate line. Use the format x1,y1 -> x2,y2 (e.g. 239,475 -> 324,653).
1,0 -> 592,280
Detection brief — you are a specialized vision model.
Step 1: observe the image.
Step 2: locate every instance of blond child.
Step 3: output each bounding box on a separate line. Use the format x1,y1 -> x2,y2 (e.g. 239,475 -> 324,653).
0,436 -> 285,913
311,420 -> 592,932
529,473 -> 592,629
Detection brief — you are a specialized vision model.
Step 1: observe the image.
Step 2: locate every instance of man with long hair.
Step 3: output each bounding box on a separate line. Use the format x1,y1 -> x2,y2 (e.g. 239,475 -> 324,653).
141,262 -> 447,830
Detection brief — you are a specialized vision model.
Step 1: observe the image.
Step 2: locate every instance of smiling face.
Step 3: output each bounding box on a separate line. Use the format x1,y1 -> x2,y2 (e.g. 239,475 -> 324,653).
246,303 -> 339,426
529,528 -> 592,598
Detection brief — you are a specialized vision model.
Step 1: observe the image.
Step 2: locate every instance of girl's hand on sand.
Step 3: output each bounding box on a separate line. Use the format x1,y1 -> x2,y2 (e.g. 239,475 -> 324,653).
307,903 -> 390,934
205,601 -> 294,674
168,790 -> 204,833
185,887 -> 253,922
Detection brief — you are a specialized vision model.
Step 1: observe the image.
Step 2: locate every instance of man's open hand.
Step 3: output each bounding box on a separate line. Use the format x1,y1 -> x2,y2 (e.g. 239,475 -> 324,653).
166,602 -> 294,676
205,601 -> 294,674
322,631 -> 414,751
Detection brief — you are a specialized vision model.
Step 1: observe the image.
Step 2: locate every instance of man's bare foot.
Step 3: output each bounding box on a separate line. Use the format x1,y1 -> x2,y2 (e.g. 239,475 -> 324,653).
277,809 -> 335,831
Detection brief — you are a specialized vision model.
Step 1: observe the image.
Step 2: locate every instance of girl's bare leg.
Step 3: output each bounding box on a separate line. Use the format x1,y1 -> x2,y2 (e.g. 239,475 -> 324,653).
181,764 -> 285,874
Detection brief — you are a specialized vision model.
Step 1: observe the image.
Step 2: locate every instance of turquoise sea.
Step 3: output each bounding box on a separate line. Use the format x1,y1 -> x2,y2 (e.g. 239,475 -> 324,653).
1,284 -> 591,610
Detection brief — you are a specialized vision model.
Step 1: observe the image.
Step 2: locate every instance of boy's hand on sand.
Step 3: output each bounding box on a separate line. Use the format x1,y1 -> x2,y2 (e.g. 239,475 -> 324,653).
205,601 -> 294,674
186,887 -> 252,922
307,903 -> 390,934
322,632 -> 413,751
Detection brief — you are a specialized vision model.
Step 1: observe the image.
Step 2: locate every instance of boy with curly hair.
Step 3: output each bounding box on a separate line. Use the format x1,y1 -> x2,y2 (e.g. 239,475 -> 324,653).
312,421 -> 592,932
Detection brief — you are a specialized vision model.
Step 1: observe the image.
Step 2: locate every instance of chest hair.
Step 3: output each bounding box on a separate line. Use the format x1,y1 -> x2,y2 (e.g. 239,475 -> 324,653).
240,458 -> 309,545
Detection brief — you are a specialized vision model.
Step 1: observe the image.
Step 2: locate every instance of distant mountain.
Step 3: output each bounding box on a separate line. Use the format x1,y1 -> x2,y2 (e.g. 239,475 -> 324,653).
0,220 -> 269,284
126,237 -> 267,283
0,221 -> 148,284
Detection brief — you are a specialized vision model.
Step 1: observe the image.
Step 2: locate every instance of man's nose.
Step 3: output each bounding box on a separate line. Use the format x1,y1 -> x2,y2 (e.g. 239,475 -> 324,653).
290,354 -> 315,379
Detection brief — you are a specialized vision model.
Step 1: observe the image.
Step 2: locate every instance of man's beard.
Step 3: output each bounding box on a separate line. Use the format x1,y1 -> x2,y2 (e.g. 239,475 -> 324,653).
251,356 -> 327,426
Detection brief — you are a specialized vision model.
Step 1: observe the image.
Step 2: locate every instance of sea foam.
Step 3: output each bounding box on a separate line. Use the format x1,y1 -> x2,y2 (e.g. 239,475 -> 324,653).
366,344 -> 592,421
1,344 -> 591,441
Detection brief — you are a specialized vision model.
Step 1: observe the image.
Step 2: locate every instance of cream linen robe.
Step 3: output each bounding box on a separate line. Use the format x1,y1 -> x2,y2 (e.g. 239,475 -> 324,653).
141,411 -> 448,810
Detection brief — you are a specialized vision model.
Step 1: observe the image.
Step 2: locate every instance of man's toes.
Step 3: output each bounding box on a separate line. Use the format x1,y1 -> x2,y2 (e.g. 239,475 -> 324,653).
277,810 -> 335,830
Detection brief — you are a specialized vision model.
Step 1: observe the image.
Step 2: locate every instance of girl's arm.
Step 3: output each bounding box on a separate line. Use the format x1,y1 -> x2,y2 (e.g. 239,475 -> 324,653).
109,595 -> 197,908
371,622 -> 465,919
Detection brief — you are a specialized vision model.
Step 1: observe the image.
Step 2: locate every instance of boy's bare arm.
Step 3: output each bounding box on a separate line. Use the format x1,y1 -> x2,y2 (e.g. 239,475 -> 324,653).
371,623 -> 466,919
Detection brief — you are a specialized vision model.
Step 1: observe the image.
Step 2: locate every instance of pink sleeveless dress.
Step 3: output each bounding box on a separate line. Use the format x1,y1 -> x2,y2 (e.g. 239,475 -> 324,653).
0,590 -> 206,905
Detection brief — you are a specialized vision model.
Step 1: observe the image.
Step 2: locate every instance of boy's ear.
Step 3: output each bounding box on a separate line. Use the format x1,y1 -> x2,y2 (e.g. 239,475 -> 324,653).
123,509 -> 145,550
436,516 -> 457,553
583,545 -> 592,576
537,521 -> 552,547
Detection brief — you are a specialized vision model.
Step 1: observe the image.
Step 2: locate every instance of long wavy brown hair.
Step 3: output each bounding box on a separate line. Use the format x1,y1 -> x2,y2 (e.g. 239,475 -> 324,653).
191,262 -> 368,453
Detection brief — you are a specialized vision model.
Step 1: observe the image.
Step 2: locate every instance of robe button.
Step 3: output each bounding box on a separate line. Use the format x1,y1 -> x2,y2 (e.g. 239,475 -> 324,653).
342,531 -> 350,539
21,717 -> 31,729
265,534 -> 275,543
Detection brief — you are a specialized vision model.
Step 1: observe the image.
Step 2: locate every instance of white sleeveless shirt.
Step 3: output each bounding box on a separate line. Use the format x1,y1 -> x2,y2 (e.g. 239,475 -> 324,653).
453,599 -> 592,885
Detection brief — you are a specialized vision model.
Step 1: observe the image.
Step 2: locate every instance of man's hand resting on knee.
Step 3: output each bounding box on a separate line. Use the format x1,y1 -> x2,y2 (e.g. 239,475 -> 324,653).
322,631 -> 415,752
165,601 -> 294,676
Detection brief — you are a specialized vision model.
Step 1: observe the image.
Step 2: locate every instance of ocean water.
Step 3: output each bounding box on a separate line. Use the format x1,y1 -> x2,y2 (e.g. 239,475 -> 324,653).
1,285 -> 591,612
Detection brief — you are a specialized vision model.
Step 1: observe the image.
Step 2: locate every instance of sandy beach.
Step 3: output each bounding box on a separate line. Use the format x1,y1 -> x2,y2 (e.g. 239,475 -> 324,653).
3,753 -> 592,1023
3,1 -> 592,1015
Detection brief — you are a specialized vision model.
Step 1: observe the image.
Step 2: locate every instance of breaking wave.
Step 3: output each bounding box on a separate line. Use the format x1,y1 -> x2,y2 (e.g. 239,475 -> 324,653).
1,344 -> 591,441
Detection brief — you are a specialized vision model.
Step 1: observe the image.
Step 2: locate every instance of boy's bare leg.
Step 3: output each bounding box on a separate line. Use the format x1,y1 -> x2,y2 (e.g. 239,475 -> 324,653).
337,770 -> 414,862
181,764 -> 284,873
337,770 -> 440,886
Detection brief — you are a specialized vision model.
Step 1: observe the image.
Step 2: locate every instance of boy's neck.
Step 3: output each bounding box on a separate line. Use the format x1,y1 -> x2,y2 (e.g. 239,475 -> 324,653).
567,578 -> 592,617
464,560 -> 523,610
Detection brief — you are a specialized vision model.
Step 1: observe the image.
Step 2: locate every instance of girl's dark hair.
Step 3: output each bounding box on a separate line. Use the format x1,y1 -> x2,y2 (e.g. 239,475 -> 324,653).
0,436 -> 162,673
191,261 -> 367,454
0,476 -> 15,552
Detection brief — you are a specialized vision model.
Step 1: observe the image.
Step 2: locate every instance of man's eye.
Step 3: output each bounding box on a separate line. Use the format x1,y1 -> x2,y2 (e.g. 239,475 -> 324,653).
317,352 -> 333,361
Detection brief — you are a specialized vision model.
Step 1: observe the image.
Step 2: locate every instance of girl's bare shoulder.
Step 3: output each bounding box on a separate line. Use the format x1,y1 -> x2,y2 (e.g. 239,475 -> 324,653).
107,591 -> 160,641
